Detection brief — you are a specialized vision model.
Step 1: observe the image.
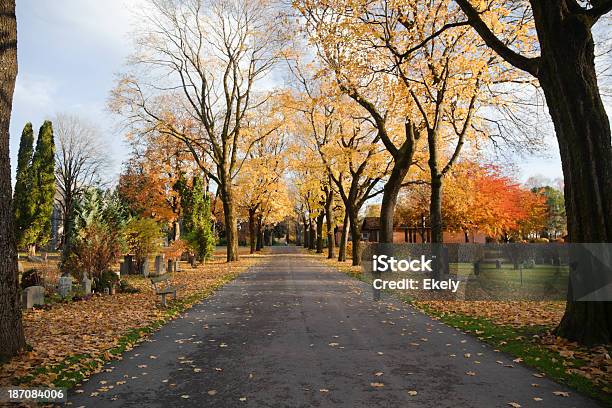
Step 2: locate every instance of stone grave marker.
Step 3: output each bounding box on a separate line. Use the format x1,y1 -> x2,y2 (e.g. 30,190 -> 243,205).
154,255 -> 165,275
58,276 -> 73,298
141,258 -> 150,277
22,286 -> 44,308
81,276 -> 92,295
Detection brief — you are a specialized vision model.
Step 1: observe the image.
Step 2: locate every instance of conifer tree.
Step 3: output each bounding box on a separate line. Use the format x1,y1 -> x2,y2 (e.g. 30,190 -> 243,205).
26,121 -> 56,253
13,123 -> 35,248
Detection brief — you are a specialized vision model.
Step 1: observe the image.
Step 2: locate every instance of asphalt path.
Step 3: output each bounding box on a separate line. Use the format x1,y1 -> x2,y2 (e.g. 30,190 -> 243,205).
67,246 -> 601,407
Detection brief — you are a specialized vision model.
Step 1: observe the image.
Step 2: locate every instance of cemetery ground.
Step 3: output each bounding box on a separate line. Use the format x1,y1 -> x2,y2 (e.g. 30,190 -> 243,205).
61,246 -> 601,408
1,246 -> 610,407
0,246 -> 262,391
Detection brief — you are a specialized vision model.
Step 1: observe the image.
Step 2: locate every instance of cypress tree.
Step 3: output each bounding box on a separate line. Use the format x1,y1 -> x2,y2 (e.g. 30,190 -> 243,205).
26,121 -> 56,253
12,123 -> 35,248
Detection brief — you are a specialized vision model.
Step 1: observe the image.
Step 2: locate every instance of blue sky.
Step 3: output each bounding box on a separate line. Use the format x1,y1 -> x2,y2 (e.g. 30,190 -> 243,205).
11,0 -> 601,186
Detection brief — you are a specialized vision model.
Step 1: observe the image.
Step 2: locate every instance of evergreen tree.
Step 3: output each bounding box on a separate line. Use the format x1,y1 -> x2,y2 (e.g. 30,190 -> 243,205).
184,175 -> 215,261
26,121 -> 56,253
12,123 -> 35,248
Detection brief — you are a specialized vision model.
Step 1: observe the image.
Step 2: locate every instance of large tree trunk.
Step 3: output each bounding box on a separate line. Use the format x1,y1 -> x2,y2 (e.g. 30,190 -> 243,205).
338,209 -> 349,262
309,219 -> 316,250
302,219 -> 309,248
248,208 -> 256,254
325,193 -> 335,259
0,0 -> 26,361
316,213 -> 324,253
380,165 -> 408,243
221,183 -> 238,261
380,122 -> 419,243
256,215 -> 263,251
348,210 -> 362,266
529,2 -> 612,345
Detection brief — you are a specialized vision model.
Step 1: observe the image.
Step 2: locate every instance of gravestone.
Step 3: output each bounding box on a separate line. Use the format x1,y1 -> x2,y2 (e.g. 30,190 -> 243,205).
167,259 -> 175,273
17,261 -> 24,274
154,255 -> 165,275
22,286 -> 44,308
58,276 -> 73,298
175,260 -> 181,272
141,258 -> 150,277
124,255 -> 134,274
81,276 -> 92,295
190,256 -> 197,268
27,255 -> 44,263
119,261 -> 128,276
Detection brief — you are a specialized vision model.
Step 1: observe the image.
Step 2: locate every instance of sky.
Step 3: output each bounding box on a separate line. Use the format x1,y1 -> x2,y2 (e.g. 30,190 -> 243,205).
10,0 -> 607,187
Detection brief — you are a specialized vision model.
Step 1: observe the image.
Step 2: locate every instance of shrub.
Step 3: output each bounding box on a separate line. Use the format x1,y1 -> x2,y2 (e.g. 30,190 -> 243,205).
125,217 -> 162,273
63,220 -> 124,282
95,270 -> 119,292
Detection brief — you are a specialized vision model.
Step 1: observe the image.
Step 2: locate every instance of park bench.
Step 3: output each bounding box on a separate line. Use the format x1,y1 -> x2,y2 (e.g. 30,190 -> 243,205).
150,275 -> 182,307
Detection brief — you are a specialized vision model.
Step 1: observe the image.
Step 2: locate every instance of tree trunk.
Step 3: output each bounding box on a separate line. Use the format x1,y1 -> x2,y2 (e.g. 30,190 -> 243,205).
0,0 -> 26,361
248,208 -> 256,254
316,213 -> 324,253
525,1 -> 612,345
430,176 -> 443,243
256,215 -> 263,251
325,194 -> 334,259
338,209 -> 349,262
309,219 -> 316,250
302,219 -> 309,248
348,211 -> 362,266
380,164 -> 408,243
221,184 -> 238,261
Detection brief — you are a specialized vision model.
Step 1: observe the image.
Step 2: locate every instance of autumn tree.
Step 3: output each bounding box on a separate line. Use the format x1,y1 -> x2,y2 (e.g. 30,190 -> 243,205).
397,161 -> 547,240
111,0 -> 286,262
0,0 -> 26,360
118,130 -> 197,241
54,114 -> 109,268
452,0 -> 612,345
297,1 -> 423,244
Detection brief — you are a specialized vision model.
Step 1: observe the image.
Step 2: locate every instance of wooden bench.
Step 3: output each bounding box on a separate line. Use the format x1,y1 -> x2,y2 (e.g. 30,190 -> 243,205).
150,275 -> 182,307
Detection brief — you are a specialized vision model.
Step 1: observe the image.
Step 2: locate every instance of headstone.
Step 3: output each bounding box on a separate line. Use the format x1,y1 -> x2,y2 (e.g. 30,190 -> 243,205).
154,255 -> 165,275
190,256 -> 197,268
141,258 -> 150,277
27,255 -> 44,263
103,287 -> 110,295
17,261 -> 24,274
124,255 -> 134,274
119,261 -> 128,276
58,276 -> 73,298
81,276 -> 91,295
22,286 -> 44,309
175,260 -> 181,272
167,259 -> 175,273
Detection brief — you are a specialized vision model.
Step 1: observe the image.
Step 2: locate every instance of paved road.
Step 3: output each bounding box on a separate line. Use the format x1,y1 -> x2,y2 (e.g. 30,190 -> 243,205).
68,247 -> 601,408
